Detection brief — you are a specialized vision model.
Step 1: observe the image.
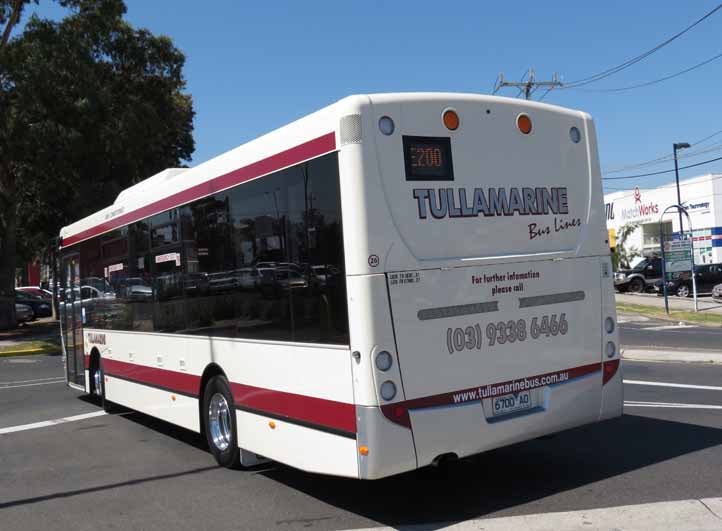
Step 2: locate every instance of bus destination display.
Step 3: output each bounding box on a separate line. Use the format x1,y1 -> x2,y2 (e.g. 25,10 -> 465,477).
403,136 -> 454,181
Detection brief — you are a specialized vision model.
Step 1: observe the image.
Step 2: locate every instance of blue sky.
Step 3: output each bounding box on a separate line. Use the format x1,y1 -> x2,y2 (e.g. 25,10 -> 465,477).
23,1 -> 722,194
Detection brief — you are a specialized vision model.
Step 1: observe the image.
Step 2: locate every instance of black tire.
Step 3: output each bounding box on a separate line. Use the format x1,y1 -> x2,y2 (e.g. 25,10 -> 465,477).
615,286 -> 628,294
202,375 -> 241,469
629,278 -> 645,293
676,285 -> 691,298
99,359 -> 120,414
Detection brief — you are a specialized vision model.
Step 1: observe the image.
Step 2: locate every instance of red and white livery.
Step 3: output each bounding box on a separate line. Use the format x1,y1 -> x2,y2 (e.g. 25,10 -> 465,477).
59,93 -> 622,479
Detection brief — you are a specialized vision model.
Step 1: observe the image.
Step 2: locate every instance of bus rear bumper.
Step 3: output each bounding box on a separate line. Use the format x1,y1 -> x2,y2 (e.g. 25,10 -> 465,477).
408,372 -> 603,468
356,405 -> 418,480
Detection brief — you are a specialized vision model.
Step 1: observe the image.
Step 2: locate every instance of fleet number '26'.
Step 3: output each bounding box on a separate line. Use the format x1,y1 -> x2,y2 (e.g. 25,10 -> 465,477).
446,313 -> 569,355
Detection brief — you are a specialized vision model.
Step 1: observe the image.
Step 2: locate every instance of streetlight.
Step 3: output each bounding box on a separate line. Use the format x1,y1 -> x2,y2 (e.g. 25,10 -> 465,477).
673,142 -> 691,239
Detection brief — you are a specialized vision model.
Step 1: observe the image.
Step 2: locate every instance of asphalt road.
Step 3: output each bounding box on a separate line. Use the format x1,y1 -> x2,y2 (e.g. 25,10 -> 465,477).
1,355 -> 722,531
619,313 -> 722,351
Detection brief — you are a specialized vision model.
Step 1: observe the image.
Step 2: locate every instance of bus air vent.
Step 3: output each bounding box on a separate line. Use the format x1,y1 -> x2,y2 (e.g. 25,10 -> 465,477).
340,114 -> 362,145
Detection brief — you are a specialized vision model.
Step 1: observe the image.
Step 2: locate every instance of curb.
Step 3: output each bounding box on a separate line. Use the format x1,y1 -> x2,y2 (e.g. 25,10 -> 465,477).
0,347 -> 61,357
616,309 -> 722,329
622,348 -> 722,364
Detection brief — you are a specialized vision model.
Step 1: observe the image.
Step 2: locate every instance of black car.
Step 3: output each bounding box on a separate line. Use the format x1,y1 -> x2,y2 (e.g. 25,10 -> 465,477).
654,264 -> 722,297
613,257 -> 663,293
15,289 -> 52,318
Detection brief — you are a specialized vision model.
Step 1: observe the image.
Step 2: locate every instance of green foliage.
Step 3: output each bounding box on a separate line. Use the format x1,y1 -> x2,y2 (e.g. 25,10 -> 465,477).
0,0 -> 195,328
614,222 -> 640,270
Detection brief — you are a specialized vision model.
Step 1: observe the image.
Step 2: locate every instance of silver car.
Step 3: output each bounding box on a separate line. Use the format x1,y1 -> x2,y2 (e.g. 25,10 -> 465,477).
712,283 -> 722,302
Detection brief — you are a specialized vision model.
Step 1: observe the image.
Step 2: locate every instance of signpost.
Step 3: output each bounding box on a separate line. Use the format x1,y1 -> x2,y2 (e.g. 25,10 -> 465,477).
659,205 -> 697,314
663,240 -> 693,276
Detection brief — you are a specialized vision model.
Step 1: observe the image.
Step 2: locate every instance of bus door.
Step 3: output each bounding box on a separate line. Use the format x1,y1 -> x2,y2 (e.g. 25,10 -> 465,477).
60,253 -> 85,388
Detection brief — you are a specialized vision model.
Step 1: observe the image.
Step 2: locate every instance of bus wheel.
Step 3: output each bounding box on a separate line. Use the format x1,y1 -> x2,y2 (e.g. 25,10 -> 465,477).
203,375 -> 241,469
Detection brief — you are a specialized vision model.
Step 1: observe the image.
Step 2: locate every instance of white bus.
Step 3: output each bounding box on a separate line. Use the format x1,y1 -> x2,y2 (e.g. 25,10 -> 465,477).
58,93 -> 621,479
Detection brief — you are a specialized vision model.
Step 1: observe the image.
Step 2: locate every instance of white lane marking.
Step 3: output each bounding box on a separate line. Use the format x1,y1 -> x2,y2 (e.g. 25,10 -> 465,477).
624,379 -> 722,391
0,376 -> 65,385
0,380 -> 65,390
640,324 -> 692,331
0,411 -> 107,435
346,498 -> 722,530
625,401 -> 722,410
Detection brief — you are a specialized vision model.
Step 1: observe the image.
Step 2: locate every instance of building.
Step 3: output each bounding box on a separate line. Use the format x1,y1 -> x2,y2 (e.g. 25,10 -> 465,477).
604,173 -> 722,265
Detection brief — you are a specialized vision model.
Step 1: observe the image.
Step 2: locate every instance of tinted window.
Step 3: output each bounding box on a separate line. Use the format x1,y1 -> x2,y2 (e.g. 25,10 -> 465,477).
62,152 -> 348,344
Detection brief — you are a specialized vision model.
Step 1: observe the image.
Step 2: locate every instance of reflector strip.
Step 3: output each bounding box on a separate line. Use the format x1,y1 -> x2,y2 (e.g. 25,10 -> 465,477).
518,290 -> 585,308
417,301 -> 498,321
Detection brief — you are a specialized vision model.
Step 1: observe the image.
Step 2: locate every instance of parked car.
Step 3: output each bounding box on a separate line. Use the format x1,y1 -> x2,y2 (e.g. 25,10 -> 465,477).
15,303 -> 34,323
208,270 -> 240,292
14,289 -> 52,317
16,286 -> 53,300
654,264 -> 722,297
236,268 -> 260,290
713,283 -> 722,302
614,256 -> 663,293
115,277 -> 153,300
258,268 -> 308,298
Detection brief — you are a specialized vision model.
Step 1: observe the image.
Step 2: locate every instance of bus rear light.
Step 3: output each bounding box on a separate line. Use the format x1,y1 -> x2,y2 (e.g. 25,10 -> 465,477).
375,351 -> 393,371
605,317 -> 615,334
570,126 -> 581,143
359,446 -> 369,456
603,359 -> 620,385
378,116 -> 395,135
443,109 -> 459,131
380,381 -> 397,401
606,341 -> 616,358
268,421 -> 276,429
517,113 -> 532,134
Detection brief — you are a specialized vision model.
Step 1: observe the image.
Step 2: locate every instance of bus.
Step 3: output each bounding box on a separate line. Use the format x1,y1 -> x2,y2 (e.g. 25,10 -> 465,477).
58,93 -> 622,479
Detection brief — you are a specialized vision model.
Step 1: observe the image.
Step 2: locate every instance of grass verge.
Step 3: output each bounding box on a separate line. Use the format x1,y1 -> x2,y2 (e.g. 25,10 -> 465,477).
0,339 -> 61,354
617,302 -> 722,327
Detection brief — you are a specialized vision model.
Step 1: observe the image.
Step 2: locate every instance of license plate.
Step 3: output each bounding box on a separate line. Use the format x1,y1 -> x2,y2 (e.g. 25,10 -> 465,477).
491,391 -> 533,417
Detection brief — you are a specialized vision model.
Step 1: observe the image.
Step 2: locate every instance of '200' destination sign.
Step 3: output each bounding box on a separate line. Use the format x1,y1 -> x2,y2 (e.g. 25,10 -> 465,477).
412,187 -> 569,219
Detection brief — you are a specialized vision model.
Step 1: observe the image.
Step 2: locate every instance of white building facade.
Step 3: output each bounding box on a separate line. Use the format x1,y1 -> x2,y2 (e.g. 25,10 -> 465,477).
604,173 -> 722,265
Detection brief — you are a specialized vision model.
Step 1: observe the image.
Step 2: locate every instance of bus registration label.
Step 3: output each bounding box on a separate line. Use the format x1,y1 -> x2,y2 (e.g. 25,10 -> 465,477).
492,391 -> 533,417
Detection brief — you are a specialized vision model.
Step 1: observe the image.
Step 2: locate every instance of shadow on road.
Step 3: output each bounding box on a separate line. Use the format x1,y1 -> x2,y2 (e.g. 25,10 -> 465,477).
258,414 -> 722,527
21,404 -> 720,527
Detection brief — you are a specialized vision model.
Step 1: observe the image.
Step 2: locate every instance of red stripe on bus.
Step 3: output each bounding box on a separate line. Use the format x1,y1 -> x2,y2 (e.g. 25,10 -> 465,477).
61,132 -> 337,248
380,361 -> 603,429
230,382 -> 356,436
103,358 -> 201,397
101,358 -> 356,434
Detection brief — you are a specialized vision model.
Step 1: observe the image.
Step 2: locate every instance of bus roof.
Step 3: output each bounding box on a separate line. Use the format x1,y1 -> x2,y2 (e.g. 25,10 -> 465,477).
59,92 -> 586,248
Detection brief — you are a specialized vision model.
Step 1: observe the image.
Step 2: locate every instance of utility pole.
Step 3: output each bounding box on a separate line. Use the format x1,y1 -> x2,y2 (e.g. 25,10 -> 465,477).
493,68 -> 563,100
673,142 -> 690,239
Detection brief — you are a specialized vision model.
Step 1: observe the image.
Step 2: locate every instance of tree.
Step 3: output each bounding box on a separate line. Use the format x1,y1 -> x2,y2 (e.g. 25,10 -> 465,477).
0,0 -> 195,329
612,222 -> 640,270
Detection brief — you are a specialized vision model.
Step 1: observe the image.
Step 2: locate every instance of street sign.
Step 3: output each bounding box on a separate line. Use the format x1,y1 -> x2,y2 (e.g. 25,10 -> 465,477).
663,239 -> 693,278
663,240 -> 692,252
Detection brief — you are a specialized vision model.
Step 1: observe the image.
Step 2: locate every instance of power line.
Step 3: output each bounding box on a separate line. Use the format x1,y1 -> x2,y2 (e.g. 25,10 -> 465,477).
603,155 -> 722,180
578,50 -> 722,93
604,176 -> 722,202
603,141 -> 722,175
603,129 -> 722,175
562,2 -> 722,89
691,129 -> 722,147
